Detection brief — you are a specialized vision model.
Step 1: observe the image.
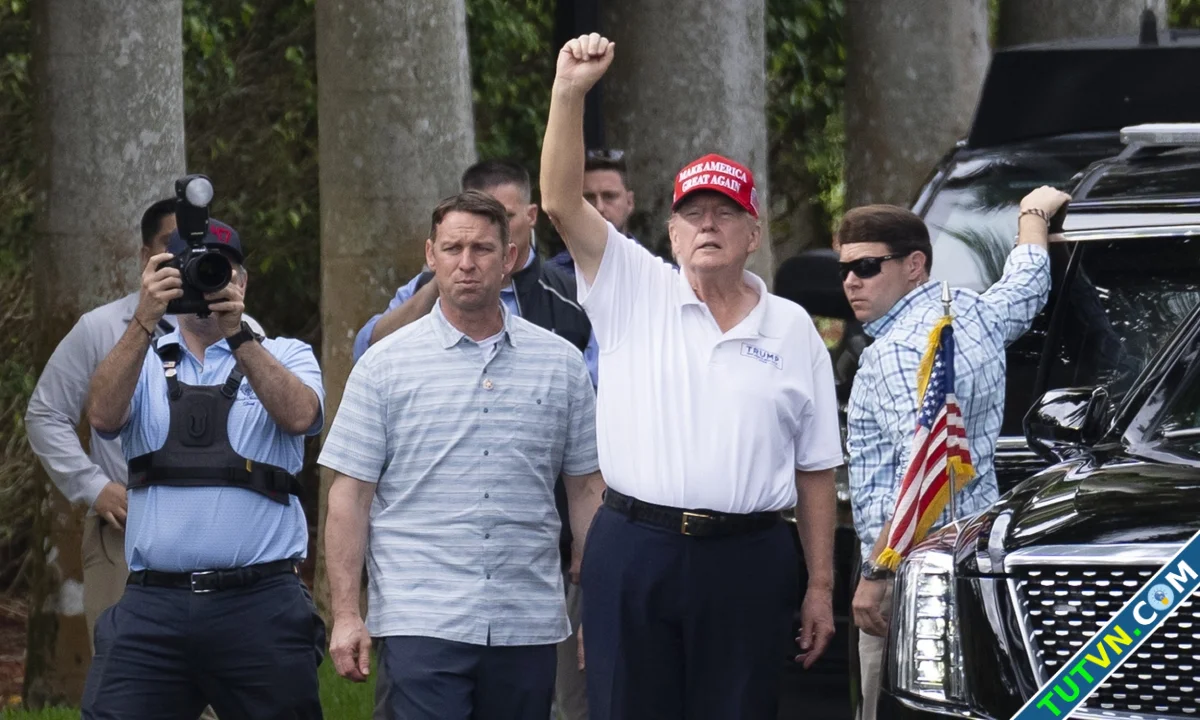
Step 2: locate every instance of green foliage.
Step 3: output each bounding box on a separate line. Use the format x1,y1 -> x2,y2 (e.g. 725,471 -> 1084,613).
0,656 -> 374,719
1171,0 -> 1200,27
317,654 -> 376,719
0,706 -> 79,720
467,0 -> 555,166
766,0 -> 846,256
182,0 -> 320,342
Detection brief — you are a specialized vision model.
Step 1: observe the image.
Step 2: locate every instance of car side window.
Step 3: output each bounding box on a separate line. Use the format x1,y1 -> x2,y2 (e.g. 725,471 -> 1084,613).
1044,237 -> 1200,404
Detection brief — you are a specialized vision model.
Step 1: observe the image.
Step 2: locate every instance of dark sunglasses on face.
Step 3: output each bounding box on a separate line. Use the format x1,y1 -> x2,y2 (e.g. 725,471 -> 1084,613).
838,252 -> 912,281
585,148 -> 628,173
586,148 -> 625,162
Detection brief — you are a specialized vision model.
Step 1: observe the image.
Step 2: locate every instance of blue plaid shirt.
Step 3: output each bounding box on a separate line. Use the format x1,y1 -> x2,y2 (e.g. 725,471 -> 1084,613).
847,245 -> 1050,563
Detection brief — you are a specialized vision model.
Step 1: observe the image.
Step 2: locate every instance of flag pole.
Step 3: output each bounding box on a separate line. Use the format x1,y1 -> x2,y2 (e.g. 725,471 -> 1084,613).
942,280 -> 956,525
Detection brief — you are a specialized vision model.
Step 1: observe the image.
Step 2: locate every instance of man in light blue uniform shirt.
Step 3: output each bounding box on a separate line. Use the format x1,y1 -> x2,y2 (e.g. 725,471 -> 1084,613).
81,219 -> 326,720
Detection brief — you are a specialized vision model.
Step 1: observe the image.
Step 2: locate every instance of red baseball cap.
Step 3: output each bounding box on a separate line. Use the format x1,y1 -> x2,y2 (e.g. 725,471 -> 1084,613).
671,153 -> 759,218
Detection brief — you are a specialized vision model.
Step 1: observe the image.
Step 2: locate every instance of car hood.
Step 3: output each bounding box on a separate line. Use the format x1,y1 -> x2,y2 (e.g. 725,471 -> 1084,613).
999,456 -> 1200,552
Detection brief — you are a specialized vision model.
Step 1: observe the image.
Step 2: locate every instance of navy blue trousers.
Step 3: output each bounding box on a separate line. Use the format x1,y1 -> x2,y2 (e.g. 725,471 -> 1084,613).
378,635 -> 556,720
581,505 -> 798,720
81,572 -> 325,720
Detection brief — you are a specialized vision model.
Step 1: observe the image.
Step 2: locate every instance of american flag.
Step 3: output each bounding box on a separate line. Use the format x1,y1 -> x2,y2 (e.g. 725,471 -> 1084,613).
876,317 -> 974,571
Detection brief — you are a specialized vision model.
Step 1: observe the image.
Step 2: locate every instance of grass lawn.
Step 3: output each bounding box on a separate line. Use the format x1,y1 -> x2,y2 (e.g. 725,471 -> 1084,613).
0,656 -> 377,719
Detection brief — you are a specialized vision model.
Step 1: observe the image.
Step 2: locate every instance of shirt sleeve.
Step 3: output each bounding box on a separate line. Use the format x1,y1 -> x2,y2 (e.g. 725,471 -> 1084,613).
868,341 -> 924,531
352,273 -> 423,363
318,358 -> 389,483
24,314 -> 112,507
561,352 -> 600,477
577,222 -> 672,352
978,245 -> 1052,345
794,322 -> 844,472
271,338 -> 327,436
117,352 -> 153,450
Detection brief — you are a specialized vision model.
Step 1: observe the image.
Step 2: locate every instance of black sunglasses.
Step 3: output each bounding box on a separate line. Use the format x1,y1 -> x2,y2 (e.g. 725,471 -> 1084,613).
586,148 -> 625,162
838,252 -> 912,281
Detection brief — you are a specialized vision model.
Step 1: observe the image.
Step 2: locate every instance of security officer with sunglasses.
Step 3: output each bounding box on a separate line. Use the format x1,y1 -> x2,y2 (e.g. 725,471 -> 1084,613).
836,186 -> 1070,720
81,221 -> 326,720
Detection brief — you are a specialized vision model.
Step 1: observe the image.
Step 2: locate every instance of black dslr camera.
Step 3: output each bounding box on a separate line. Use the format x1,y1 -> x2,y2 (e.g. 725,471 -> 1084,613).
162,174 -> 232,317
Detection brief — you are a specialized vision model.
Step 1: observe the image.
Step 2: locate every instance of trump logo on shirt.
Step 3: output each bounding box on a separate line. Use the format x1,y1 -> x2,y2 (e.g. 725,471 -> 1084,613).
740,342 -> 782,369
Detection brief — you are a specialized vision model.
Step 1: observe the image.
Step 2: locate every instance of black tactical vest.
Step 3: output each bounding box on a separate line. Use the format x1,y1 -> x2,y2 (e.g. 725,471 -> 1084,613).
126,342 -> 302,505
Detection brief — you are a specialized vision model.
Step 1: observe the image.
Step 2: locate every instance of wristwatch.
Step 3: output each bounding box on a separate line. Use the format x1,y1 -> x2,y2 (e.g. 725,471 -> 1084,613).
861,562 -> 895,582
225,321 -> 259,352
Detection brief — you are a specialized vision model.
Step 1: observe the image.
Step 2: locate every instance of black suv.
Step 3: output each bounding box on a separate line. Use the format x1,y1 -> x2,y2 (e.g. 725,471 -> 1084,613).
877,128 -> 1200,719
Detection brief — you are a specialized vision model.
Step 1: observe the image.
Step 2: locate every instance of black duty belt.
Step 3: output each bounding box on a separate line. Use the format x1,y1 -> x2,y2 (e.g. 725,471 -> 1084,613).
604,488 -> 780,537
126,559 -> 299,594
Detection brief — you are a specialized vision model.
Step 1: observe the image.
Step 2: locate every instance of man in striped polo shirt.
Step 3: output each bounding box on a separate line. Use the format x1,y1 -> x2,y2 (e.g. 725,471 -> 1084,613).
320,190 -> 605,720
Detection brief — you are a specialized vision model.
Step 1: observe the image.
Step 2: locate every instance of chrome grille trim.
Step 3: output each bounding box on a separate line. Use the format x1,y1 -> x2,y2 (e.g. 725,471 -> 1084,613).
1005,544 -> 1181,569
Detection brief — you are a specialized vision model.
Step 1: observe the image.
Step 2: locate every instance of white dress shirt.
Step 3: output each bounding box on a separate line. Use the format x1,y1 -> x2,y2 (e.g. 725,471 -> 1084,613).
578,223 -> 843,514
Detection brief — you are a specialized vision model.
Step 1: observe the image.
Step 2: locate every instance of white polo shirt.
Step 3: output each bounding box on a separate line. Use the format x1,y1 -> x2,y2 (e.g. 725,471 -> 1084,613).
578,223 -> 843,514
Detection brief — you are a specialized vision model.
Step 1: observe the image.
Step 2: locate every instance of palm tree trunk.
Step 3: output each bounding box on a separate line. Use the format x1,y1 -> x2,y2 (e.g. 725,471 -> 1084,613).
601,0 -> 775,283
313,0 -> 476,619
844,0 -> 989,208
26,0 -> 185,705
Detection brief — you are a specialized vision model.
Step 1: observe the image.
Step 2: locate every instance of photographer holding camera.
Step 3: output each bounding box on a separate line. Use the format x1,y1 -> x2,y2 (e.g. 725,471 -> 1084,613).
80,178 -> 326,720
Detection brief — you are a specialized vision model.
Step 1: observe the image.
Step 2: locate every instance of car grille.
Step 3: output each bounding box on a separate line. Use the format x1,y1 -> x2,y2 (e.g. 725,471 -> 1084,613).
1012,566 -> 1200,719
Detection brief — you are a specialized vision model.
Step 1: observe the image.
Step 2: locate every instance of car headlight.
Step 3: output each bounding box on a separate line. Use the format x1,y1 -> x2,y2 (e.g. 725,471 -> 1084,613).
890,528 -> 966,703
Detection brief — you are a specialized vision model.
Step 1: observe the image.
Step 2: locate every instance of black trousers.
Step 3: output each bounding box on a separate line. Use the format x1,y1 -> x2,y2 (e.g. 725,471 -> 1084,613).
378,635 -> 556,720
581,505 -> 798,720
82,572 -> 325,720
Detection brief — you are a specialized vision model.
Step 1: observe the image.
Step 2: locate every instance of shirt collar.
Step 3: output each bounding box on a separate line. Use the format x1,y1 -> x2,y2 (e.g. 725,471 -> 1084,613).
863,280 -> 941,339
429,300 -> 518,350
676,269 -> 782,339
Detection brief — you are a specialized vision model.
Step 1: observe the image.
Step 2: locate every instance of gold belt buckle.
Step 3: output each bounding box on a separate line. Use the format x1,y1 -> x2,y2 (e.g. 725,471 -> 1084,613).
681,511 -> 709,536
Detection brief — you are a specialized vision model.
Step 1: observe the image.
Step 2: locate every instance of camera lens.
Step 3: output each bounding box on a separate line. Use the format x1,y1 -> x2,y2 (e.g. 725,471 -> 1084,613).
186,252 -> 232,293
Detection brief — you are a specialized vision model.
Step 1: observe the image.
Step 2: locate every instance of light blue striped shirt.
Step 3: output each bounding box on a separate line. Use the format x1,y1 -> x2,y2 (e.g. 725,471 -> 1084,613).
847,245 -> 1050,563
319,301 -> 599,646
119,330 -> 324,572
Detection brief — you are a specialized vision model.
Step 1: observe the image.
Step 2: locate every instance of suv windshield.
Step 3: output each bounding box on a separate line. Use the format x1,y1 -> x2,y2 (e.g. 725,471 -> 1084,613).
926,139 -> 1119,292
1043,237 -> 1200,393
1002,235 -> 1200,435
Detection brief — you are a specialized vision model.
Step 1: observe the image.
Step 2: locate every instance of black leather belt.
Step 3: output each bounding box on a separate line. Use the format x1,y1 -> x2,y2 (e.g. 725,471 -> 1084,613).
127,559 -> 299,594
604,488 -> 780,537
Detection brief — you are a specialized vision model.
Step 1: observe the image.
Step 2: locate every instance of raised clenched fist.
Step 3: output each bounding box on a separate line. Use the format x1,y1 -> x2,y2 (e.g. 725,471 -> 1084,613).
555,33 -> 615,93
